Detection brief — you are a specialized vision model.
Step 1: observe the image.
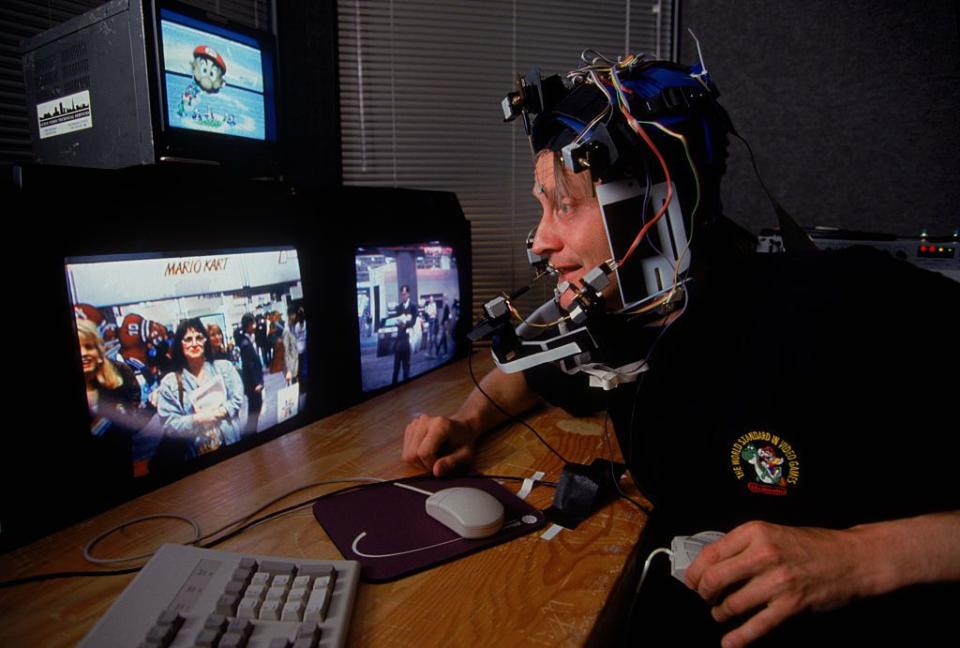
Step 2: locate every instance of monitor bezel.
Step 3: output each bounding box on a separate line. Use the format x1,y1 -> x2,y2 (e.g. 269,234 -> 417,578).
146,0 -> 280,170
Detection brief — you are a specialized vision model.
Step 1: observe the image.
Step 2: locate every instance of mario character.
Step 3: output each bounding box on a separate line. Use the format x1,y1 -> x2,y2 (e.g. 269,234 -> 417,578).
741,443 -> 785,485
191,45 -> 227,93
177,45 -> 227,118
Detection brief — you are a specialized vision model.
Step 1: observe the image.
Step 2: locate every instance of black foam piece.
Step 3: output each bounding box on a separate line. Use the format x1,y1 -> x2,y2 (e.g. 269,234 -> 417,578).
546,459 -> 627,530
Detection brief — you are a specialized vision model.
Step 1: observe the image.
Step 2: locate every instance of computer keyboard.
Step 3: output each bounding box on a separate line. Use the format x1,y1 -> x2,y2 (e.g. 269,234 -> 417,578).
78,543 -> 361,648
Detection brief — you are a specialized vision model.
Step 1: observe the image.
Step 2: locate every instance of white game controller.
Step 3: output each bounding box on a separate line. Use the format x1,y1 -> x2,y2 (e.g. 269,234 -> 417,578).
669,531 -> 726,582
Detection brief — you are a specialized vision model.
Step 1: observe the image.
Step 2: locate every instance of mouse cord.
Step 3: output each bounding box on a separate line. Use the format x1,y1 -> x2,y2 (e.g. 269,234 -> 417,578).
623,547 -> 674,644
392,482 -> 435,497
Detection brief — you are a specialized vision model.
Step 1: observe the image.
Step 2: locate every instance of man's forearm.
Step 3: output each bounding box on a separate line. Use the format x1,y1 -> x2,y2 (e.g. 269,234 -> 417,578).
849,510 -> 960,597
452,367 -> 540,438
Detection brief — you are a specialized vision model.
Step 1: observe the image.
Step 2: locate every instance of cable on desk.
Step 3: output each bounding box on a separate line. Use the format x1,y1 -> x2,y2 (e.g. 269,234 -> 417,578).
84,514 -> 202,565
0,566 -> 142,589
467,344 -> 571,468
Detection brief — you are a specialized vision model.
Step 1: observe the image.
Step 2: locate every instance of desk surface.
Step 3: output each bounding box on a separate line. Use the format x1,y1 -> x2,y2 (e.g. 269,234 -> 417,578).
0,353 -> 648,647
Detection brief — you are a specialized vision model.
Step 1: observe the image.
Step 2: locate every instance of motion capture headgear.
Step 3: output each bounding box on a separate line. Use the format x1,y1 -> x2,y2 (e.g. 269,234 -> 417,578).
503,54 -> 720,184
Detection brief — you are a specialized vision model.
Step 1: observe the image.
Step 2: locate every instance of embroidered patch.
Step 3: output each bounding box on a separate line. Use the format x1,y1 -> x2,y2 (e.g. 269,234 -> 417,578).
730,431 -> 800,496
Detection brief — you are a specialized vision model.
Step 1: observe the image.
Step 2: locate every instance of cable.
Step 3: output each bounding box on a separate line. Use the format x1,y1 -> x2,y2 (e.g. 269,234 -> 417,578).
600,411 -> 653,515
467,345 -> 571,467
84,514 -> 201,565
623,547 -> 674,644
0,566 -> 142,589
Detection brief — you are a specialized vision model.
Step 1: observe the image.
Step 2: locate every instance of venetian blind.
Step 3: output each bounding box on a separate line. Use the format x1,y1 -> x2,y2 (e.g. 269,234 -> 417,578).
337,0 -> 675,319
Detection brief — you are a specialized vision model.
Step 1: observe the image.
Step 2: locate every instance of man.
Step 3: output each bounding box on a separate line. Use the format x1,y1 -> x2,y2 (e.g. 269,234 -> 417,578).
402,54 -> 959,645
237,312 -> 264,435
392,285 -> 418,384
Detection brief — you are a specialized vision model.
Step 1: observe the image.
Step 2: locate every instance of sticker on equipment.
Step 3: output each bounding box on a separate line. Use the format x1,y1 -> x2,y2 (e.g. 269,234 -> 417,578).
37,90 -> 92,139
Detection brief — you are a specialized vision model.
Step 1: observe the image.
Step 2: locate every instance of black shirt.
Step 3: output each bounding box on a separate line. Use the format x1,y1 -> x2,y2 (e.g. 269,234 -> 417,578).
527,246 -> 959,543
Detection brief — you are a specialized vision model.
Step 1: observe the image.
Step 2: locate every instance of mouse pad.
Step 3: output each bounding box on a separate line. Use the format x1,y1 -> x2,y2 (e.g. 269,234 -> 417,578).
312,476 -> 547,582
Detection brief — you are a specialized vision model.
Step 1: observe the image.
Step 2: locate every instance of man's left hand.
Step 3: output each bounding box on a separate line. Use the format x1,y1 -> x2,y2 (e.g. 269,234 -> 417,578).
684,521 -> 863,648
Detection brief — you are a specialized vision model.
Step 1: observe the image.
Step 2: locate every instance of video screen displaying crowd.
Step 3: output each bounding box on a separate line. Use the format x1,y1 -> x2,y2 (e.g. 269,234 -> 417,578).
74,302 -> 307,478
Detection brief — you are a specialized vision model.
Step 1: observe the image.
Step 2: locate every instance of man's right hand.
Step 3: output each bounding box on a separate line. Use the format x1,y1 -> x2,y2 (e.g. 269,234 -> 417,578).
402,414 -> 478,477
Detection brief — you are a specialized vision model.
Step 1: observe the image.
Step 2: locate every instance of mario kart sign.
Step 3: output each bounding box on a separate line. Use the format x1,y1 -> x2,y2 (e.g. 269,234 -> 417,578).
729,430 -> 800,496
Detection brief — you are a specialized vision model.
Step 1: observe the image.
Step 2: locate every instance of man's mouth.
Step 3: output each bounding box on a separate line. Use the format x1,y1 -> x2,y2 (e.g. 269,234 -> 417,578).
553,265 -> 582,283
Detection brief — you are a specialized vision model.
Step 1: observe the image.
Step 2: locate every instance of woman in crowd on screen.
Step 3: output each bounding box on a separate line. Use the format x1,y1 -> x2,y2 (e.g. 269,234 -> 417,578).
156,318 -> 245,459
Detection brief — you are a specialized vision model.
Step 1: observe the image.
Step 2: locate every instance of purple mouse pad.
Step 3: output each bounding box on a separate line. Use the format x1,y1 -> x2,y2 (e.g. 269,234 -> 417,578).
312,476 -> 546,582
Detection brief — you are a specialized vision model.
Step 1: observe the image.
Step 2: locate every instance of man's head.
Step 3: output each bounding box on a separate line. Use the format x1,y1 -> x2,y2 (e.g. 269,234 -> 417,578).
241,313 -> 256,334
518,56 -> 732,311
400,285 -> 410,302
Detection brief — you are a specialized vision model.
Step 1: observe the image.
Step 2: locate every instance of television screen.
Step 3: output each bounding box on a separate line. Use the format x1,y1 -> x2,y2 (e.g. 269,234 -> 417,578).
65,246 -> 305,478
159,8 -> 275,142
356,242 -> 462,392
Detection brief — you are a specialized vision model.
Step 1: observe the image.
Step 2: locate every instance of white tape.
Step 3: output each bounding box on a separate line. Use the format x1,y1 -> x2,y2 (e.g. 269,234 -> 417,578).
517,471 -> 546,500
541,524 -> 564,541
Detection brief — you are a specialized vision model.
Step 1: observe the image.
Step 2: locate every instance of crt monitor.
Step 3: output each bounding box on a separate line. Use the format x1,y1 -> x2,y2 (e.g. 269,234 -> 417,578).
65,247 -> 306,479
20,0 -> 279,170
356,242 -> 463,393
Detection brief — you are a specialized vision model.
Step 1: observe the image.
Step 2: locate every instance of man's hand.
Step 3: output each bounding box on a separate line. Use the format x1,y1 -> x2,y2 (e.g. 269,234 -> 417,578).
402,414 -> 479,477
684,521 -> 863,648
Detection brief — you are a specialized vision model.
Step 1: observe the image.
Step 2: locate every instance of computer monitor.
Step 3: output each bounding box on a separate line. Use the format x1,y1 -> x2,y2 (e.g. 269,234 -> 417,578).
65,247 -> 305,479
21,0 -> 279,171
356,242 -> 463,393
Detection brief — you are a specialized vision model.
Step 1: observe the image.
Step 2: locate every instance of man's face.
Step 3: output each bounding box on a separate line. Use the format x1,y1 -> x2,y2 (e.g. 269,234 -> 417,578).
530,153 -> 617,310
401,287 -> 409,302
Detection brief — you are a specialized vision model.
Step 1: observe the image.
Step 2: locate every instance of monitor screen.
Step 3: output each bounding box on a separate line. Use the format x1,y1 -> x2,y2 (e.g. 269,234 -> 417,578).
159,8 -> 276,142
65,246 -> 305,478
356,242 -> 462,392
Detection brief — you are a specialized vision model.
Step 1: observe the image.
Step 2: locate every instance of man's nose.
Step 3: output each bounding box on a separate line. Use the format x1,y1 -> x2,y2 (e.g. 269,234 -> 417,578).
530,210 -> 561,257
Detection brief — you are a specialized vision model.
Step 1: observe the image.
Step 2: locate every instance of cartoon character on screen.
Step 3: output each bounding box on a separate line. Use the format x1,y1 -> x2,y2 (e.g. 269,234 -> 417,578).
176,45 -> 234,128
118,313 -> 171,407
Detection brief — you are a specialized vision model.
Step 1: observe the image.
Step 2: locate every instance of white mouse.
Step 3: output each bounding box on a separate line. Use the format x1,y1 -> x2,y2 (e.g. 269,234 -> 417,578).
425,487 -> 505,539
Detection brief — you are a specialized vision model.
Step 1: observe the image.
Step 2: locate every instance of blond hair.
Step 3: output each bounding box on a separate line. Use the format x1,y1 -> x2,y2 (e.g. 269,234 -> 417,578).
76,318 -> 123,390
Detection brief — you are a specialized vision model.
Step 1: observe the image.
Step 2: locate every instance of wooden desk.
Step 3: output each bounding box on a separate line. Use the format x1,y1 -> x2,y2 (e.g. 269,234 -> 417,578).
0,353 -> 648,646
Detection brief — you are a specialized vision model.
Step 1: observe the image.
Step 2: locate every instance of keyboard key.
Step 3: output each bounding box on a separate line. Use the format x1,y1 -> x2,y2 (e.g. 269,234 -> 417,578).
266,586 -> 287,602
216,593 -> 241,617
292,638 -> 318,648
244,584 -> 267,600
281,599 -> 306,622
292,575 -> 312,590
218,633 -> 248,648
193,628 -> 221,647
272,574 -> 292,590
297,563 -> 334,579
238,557 -> 258,571
231,567 -> 255,585
226,618 -> 253,638
259,561 -> 296,577
268,639 -> 291,648
288,586 -> 308,604
259,599 -> 282,621
303,589 -> 329,622
203,615 -> 227,632
296,622 -> 322,641
236,597 -> 261,619
251,572 -> 271,586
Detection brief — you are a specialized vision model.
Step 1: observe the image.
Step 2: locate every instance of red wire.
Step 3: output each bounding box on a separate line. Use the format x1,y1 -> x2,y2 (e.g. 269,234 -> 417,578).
618,111 -> 673,267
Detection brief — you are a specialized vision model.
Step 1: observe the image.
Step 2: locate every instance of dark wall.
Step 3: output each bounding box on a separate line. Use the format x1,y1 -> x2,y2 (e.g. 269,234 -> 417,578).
680,0 -> 960,237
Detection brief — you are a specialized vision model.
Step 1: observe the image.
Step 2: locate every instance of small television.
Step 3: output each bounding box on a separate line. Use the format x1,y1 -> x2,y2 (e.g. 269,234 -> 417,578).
327,186 -> 473,403
356,242 -> 464,393
20,0 -> 279,171
65,247 -> 305,479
